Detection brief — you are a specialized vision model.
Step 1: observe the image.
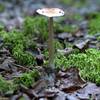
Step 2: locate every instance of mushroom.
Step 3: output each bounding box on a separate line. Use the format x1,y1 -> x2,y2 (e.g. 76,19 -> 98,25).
36,8 -> 64,69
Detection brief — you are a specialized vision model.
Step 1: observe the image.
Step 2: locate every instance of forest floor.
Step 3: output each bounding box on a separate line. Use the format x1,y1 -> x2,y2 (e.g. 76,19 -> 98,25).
0,0 -> 100,100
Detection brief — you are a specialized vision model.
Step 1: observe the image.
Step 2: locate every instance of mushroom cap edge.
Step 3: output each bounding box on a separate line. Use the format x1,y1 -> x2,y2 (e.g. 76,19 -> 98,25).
36,8 -> 64,17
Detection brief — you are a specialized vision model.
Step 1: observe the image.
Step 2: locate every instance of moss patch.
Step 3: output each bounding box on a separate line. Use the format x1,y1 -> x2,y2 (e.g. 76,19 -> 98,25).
0,15 -> 100,89
14,69 -> 39,87
0,70 -> 39,94
55,48 -> 100,85
0,30 -> 35,65
0,4 -> 5,12
59,0 -> 87,8
0,16 -> 66,65
0,76 -> 15,94
88,12 -> 100,35
23,16 -> 48,41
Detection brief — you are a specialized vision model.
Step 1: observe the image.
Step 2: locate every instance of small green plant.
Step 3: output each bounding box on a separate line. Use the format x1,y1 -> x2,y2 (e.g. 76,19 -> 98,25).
97,36 -> 100,41
0,30 -> 25,46
54,40 -> 64,50
58,0 -> 73,6
56,14 -> 83,33
23,16 -> 48,41
0,3 -> 5,12
0,30 -> 36,65
68,13 -> 84,21
0,24 -> 4,31
12,44 -> 35,65
88,12 -> 100,35
74,0 -> 87,8
1,16 -> 59,66
23,16 -> 65,41
63,25 -> 79,33
85,12 -> 100,19
14,69 -> 39,87
59,0 -> 86,8
55,48 -> 100,85
0,75 -> 15,94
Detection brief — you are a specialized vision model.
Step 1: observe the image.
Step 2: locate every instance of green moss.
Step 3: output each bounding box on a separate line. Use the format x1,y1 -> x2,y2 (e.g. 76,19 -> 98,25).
12,44 -> 35,65
0,24 -> 4,31
74,0 -> 87,8
56,14 -> 83,33
23,16 -> 48,41
88,12 -> 100,35
55,48 -> 100,85
0,16 -> 54,65
0,70 -> 39,93
0,30 -> 36,65
68,13 -> 84,21
54,40 -> 64,50
85,12 -> 100,19
59,0 -> 86,8
0,15 -> 65,65
0,76 -> 15,94
23,16 -> 80,40
23,16 -> 65,40
0,30 -> 25,46
14,69 -> 39,87
0,4 -> 5,12
63,25 -> 79,33
59,0 -> 73,5
97,36 -> 100,41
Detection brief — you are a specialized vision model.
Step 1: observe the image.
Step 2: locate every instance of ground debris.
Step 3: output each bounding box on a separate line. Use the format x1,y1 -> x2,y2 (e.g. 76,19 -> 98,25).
56,67 -> 86,93
73,39 -> 90,51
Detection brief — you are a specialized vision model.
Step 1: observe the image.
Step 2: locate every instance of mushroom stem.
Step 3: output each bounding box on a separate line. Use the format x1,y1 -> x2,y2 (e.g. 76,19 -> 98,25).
48,17 -> 55,69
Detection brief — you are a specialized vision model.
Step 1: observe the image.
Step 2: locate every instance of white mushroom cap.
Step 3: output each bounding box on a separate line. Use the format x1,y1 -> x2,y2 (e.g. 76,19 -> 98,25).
36,8 -> 64,17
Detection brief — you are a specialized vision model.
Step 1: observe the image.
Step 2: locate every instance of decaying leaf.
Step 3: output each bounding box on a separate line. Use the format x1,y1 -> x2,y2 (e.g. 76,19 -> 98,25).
56,67 -> 86,93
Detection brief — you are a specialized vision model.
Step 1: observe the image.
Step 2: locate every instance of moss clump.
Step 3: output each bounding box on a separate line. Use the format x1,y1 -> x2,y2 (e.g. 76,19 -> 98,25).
66,13 -> 84,21
0,16 -> 51,65
14,70 -> 39,87
59,0 -> 86,8
58,0 -> 73,6
12,44 -> 35,65
0,76 -> 15,94
54,40 -> 64,50
0,4 -> 5,12
0,24 -> 4,31
0,30 -> 36,65
23,16 -> 48,41
0,70 -> 39,93
55,48 -> 100,85
57,14 -> 83,34
23,16 -> 65,40
63,25 -> 79,33
0,16 -> 57,65
97,36 -> 100,41
85,12 -> 100,19
23,16 -> 81,39
88,12 -> 100,35
74,0 -> 87,8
